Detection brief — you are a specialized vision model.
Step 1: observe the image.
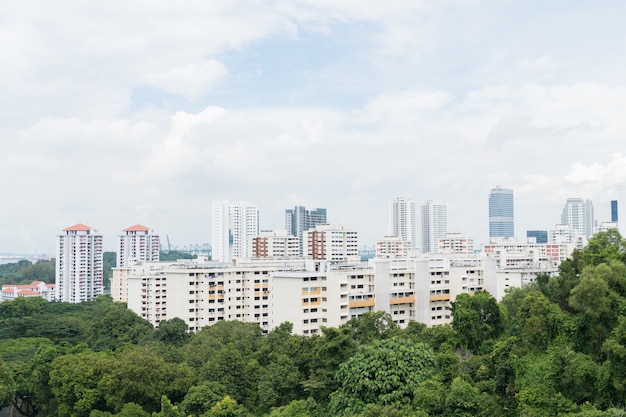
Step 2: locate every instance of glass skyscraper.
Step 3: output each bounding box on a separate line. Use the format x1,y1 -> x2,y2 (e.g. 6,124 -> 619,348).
611,200 -> 618,222
489,187 -> 514,239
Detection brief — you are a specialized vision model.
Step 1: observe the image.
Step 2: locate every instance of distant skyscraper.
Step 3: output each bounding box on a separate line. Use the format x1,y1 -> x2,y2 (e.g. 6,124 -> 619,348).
56,223 -> 103,303
489,187 -> 515,239
285,206 -> 327,255
387,197 -> 418,249
527,230 -> 548,244
611,200 -> 618,222
212,200 -> 259,262
561,198 -> 594,238
421,200 -> 447,253
117,224 -> 160,267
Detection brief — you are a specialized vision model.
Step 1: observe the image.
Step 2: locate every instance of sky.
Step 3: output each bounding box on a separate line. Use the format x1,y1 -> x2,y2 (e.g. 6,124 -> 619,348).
1,0 -> 626,255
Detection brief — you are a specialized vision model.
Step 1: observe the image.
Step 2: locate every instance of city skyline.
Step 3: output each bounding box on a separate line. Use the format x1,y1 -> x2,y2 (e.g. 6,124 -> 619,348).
1,2 -> 626,254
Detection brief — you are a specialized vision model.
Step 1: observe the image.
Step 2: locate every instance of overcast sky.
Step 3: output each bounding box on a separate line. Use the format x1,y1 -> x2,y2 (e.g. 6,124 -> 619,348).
1,1 -> 625,255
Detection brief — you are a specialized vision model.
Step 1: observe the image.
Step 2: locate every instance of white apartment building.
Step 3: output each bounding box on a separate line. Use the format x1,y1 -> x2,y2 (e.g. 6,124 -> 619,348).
561,198 -> 594,238
122,253 -> 508,335
212,200 -> 259,262
117,224 -> 160,267
387,197 -> 418,249
55,223 -> 103,303
438,233 -> 474,256
376,236 -> 411,259
126,258 -> 307,331
548,224 -> 587,249
252,230 -> 301,258
421,200 -> 447,254
303,224 -> 359,263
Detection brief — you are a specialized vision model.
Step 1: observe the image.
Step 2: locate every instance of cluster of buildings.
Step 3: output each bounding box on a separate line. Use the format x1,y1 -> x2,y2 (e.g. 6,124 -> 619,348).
1,189 -> 620,336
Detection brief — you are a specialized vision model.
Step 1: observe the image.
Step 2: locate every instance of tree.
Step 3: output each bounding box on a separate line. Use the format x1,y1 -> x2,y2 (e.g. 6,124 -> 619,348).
0,358 -> 15,408
180,382 -> 227,417
49,351 -> 114,417
451,290 -> 503,352
85,298 -> 153,351
151,396 -> 185,417
345,311 -> 400,345
99,346 -> 195,413
205,396 -> 251,417
153,318 -> 189,347
329,338 -> 436,415
444,378 -> 481,417
257,354 -> 304,413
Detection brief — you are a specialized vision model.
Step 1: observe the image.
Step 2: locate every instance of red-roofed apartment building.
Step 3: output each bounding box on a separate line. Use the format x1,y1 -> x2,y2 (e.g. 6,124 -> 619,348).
1,281 -> 55,302
55,223 -> 103,303
112,224 -> 160,303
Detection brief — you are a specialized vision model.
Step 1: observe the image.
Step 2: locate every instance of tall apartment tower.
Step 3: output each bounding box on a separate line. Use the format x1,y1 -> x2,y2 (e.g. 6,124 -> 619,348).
561,198 -> 594,238
212,200 -> 259,262
421,200 -> 447,253
387,197 -> 418,249
489,187 -> 515,239
117,224 -> 160,267
55,223 -> 103,303
611,200 -> 618,223
285,206 -> 327,255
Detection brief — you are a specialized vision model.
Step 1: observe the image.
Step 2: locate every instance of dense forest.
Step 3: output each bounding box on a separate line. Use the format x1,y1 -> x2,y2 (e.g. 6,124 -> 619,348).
2,230 -> 626,417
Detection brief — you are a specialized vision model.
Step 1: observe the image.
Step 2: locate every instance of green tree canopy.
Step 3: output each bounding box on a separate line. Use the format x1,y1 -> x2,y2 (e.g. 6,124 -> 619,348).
329,338 -> 436,415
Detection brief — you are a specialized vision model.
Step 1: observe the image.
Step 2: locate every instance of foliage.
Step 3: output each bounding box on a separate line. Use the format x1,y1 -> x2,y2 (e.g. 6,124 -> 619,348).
85,297 -> 153,351
0,259 -> 55,285
103,252 -> 116,289
329,338 -> 436,415
159,251 -> 196,262
451,290 -> 504,352
0,358 -> 15,408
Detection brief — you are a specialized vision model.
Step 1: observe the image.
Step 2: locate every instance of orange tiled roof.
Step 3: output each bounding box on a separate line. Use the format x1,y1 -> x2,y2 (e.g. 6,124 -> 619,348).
63,223 -> 94,231
18,290 -> 40,296
123,224 -> 151,232
2,288 -> 15,293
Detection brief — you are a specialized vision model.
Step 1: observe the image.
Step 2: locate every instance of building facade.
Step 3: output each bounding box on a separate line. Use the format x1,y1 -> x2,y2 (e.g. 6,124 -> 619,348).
55,223 -> 103,303
438,233 -> 474,255
421,200 -> 447,254
561,198 -> 594,238
252,230 -> 301,258
387,197 -> 418,249
117,224 -> 160,268
611,200 -> 618,223
211,200 -> 259,262
285,206 -> 327,255
526,230 -> 548,244
489,187 -> 515,239
303,224 -> 359,263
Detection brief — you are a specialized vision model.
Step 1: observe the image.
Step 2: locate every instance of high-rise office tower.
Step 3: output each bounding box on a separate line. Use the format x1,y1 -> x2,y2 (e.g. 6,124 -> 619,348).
55,223 -> 103,303
117,224 -> 160,268
285,206 -> 327,255
387,197 -> 418,249
212,200 -> 259,262
421,200 -> 447,253
561,198 -> 594,238
611,200 -> 618,223
489,187 -> 515,239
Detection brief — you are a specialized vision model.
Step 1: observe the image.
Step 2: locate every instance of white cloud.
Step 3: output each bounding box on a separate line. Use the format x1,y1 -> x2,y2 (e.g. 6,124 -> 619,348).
2,1 -> 626,252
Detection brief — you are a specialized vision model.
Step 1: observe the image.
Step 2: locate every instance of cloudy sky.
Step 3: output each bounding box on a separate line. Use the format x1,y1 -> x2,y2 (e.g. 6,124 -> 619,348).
1,1 -> 625,255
